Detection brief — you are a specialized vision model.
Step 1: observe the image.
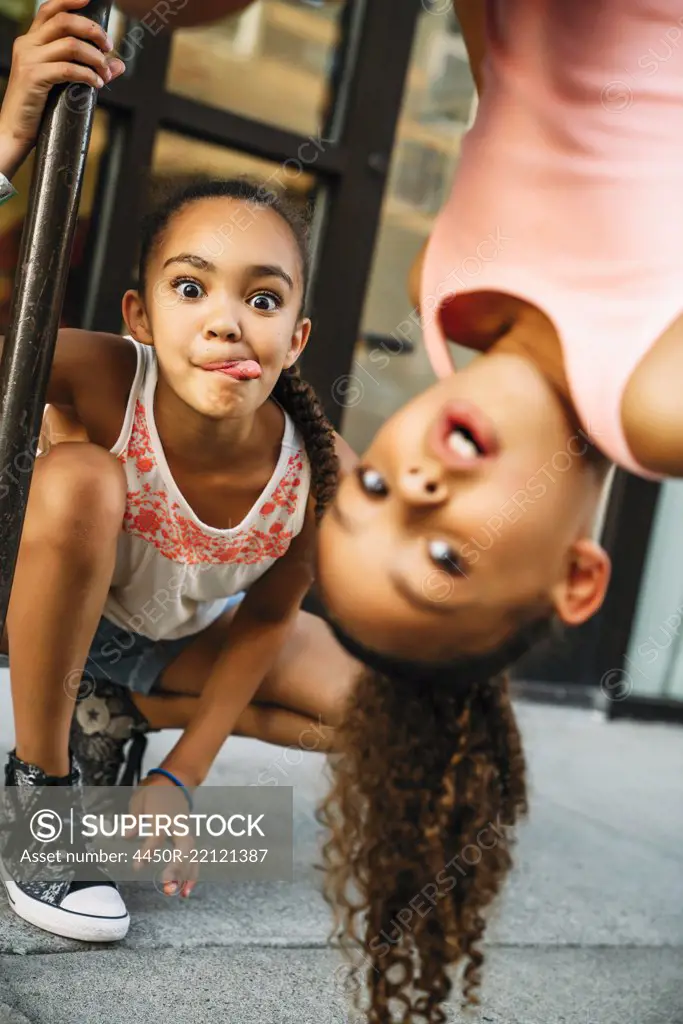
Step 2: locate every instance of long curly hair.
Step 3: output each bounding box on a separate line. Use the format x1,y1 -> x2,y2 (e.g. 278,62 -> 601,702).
138,177 -> 339,520
317,619 -> 553,1023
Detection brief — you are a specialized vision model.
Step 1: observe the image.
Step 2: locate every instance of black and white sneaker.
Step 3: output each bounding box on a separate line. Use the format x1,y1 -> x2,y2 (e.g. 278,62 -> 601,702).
0,750 -> 130,943
70,679 -> 154,788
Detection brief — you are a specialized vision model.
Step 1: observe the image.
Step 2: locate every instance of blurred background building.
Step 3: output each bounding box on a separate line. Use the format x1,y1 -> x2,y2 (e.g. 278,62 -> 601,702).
0,0 -> 679,721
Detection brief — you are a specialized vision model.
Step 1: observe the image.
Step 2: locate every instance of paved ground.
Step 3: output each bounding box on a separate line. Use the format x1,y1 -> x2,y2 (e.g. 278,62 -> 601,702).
0,673 -> 681,1023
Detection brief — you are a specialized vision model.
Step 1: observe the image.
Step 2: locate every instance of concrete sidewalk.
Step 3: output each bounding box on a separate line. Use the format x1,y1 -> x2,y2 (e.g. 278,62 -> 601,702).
0,674 -> 681,1023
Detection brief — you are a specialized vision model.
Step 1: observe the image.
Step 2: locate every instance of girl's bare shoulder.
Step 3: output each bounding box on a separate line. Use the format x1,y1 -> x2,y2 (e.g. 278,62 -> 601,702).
54,329 -> 139,449
622,311 -> 683,476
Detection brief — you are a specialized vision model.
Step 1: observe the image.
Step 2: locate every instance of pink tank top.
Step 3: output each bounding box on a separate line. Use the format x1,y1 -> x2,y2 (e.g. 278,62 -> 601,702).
421,0 -> 683,478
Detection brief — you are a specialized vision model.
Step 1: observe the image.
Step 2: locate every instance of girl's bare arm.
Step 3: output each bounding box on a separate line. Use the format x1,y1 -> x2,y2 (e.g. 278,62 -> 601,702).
158,499 -> 318,787
0,0 -> 124,180
0,329 -> 138,448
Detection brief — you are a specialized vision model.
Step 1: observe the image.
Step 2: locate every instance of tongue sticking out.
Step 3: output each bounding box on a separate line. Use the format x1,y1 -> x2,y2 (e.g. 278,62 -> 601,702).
222,360 -> 262,380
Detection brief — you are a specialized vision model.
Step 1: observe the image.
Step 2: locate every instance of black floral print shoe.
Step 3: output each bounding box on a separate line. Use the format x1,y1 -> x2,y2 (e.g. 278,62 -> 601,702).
0,750 -> 129,942
69,679 -> 156,787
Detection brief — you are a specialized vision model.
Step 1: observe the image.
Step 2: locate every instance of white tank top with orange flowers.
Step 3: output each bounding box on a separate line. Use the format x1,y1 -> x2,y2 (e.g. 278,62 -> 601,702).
102,341 -> 311,641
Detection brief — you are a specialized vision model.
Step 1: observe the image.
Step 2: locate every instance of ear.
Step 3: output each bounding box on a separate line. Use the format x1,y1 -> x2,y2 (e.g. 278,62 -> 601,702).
283,318 -> 311,370
551,538 -> 611,626
122,289 -> 154,345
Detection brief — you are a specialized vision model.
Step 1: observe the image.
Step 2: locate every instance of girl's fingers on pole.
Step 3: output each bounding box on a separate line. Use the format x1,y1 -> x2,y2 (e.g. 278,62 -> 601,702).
0,0 -> 122,172
32,37 -> 112,78
44,62 -> 107,89
104,55 -> 125,80
32,13 -> 113,55
31,0 -> 93,31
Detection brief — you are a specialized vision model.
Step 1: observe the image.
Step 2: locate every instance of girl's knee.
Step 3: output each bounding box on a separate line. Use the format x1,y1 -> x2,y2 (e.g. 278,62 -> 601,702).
26,442 -> 126,541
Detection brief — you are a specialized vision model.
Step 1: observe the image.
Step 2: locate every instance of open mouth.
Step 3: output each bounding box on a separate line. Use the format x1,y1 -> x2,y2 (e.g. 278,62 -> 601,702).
430,400 -> 500,468
201,359 -> 262,381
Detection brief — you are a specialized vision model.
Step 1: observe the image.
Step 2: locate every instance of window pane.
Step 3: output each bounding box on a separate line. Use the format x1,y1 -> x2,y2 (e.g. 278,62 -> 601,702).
0,85 -> 111,332
151,130 -> 316,197
341,8 -> 476,454
0,0 -> 32,26
166,0 -> 348,136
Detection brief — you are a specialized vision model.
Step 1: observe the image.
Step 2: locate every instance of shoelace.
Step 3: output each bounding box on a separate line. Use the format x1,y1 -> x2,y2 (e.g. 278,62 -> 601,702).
119,731 -> 149,788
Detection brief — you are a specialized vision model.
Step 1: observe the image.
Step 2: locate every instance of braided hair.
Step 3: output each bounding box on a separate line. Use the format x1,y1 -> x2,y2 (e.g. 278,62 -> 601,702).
137,177 -> 339,520
316,616 -> 552,1023
272,365 -> 338,522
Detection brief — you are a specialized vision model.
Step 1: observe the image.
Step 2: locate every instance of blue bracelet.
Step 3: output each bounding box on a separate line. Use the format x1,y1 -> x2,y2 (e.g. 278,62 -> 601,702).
146,768 -> 193,811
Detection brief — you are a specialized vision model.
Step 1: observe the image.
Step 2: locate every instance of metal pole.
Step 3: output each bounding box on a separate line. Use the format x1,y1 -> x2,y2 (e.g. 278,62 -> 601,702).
0,0 -> 112,634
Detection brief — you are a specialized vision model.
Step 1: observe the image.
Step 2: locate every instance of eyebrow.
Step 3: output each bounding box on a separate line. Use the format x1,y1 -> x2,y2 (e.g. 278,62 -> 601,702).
249,263 -> 294,291
328,500 -> 359,534
331,500 -> 471,579
163,253 -> 215,273
162,254 -> 294,291
330,501 -> 466,615
391,572 -> 459,616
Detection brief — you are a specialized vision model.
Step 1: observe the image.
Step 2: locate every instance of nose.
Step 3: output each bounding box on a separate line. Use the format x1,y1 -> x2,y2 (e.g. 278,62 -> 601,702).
202,304 -> 242,342
395,463 -> 449,507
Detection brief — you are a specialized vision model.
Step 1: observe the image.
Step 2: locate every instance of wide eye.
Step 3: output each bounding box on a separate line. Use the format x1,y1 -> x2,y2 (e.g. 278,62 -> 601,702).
173,279 -> 204,300
427,539 -> 463,576
249,292 -> 280,312
356,466 -> 389,497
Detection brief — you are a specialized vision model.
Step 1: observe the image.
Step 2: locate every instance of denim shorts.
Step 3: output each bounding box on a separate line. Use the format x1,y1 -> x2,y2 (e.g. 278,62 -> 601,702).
0,594 -> 244,697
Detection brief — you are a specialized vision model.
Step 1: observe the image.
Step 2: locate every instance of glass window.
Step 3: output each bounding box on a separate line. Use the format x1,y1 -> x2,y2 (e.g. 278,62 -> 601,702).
166,0 -> 347,137
0,0 -> 32,27
151,129 -> 316,198
109,5 -> 132,54
0,77 -> 111,331
341,7 -> 476,455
